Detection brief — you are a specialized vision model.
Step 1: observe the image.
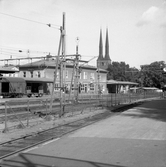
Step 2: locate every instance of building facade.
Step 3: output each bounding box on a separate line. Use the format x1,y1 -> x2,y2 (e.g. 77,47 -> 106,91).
18,57 -> 108,94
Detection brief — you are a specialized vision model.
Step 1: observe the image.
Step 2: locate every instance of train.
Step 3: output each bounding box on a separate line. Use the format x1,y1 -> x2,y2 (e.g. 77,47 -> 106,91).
0,76 -> 53,98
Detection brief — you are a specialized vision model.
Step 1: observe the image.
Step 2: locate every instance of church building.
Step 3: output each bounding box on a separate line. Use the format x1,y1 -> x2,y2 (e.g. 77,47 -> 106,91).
97,29 -> 111,70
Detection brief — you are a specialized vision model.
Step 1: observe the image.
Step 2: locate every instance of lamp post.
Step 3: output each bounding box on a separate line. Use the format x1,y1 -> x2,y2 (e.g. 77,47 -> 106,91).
76,37 -> 79,54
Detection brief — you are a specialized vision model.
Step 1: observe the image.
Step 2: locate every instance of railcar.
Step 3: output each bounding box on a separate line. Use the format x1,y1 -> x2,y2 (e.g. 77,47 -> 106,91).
0,77 -> 26,98
0,77 -> 53,98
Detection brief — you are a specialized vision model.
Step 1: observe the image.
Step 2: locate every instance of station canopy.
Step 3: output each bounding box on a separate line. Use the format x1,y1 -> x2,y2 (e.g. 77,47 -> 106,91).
24,77 -> 53,83
0,77 -> 25,83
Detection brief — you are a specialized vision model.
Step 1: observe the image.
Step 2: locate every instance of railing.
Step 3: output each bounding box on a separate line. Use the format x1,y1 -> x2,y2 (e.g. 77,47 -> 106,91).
0,91 -> 162,133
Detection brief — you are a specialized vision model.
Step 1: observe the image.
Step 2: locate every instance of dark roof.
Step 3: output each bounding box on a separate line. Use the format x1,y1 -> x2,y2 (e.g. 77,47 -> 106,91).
0,67 -> 18,74
107,79 -> 138,85
1,76 -> 53,83
1,77 -> 25,83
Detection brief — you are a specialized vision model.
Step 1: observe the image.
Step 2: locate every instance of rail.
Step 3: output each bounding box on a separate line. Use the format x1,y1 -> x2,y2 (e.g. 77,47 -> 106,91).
0,111 -> 111,161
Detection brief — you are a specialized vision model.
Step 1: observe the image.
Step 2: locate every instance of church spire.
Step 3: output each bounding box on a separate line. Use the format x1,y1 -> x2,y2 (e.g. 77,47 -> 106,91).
98,29 -> 103,60
105,28 -> 110,60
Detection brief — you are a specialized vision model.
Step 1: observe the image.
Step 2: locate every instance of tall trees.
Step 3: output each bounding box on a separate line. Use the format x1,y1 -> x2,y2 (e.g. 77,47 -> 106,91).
140,61 -> 166,89
107,61 -> 166,89
107,61 -> 139,82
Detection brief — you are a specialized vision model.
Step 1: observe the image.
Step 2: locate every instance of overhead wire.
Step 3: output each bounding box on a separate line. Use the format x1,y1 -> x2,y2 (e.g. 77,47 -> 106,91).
0,45 -> 56,56
0,12 -> 61,30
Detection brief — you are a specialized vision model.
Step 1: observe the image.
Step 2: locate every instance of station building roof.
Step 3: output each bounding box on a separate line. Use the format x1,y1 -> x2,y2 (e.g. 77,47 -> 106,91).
19,59 -> 108,73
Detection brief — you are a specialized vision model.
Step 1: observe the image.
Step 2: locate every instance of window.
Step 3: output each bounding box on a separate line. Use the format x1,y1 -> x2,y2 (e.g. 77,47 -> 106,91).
54,83 -> 59,90
71,84 -> 74,90
90,83 -> 94,91
79,72 -> 82,79
30,71 -> 33,78
81,84 -> 85,91
55,71 -> 59,79
23,71 -> 26,77
64,70 -> 68,78
97,73 -> 101,80
38,71 -> 41,78
90,73 -> 95,80
83,72 -> 87,79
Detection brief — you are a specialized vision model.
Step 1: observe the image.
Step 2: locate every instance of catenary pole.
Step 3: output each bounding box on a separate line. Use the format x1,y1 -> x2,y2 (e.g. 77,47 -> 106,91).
49,27 -> 62,113
74,37 -> 80,102
61,12 -> 66,116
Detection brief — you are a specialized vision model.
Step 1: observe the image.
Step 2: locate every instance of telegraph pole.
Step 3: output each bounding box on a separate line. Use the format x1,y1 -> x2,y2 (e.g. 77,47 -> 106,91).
74,37 -> 80,102
59,12 -> 66,117
97,68 -> 100,96
49,13 -> 66,117
49,28 -> 62,114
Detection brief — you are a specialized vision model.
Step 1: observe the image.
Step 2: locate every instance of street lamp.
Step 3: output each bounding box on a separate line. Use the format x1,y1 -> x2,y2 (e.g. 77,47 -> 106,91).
76,37 -> 79,55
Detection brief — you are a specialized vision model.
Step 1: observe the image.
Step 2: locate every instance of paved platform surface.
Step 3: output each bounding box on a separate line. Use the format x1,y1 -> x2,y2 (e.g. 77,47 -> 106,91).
1,99 -> 166,167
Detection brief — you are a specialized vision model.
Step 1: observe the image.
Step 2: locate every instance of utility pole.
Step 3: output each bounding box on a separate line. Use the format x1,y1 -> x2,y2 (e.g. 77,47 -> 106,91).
59,12 -> 66,117
74,37 -> 80,103
49,13 -> 66,117
49,28 -> 62,114
97,68 -> 101,96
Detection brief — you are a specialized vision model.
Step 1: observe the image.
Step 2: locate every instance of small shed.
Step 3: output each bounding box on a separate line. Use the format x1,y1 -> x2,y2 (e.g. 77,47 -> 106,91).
107,79 -> 138,93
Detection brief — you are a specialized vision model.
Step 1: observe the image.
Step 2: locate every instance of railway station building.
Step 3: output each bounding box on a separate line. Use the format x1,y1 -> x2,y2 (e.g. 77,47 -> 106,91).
16,29 -> 113,96
18,56 -> 108,95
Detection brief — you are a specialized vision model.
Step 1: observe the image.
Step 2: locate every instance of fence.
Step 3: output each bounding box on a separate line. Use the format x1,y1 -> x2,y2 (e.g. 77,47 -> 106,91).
0,91 -> 162,133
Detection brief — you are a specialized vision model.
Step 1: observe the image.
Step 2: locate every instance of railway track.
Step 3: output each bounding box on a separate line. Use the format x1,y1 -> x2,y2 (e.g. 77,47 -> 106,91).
0,99 -> 101,123
0,110 -> 112,162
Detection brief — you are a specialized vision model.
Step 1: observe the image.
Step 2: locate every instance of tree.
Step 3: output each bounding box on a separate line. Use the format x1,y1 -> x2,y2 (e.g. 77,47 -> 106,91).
107,61 -> 139,82
107,60 -> 166,89
140,61 -> 166,89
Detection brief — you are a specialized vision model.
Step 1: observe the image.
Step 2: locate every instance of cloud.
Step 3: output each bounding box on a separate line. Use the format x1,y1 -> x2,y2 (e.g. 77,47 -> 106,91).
136,2 -> 166,28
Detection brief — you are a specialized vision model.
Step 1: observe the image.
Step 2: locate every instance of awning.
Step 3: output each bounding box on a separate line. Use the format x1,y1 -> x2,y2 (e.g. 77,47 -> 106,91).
1,77 -> 25,83
24,77 -> 53,83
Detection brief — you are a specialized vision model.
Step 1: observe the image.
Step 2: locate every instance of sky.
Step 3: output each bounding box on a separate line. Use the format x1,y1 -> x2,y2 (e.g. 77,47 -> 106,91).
0,0 -> 166,69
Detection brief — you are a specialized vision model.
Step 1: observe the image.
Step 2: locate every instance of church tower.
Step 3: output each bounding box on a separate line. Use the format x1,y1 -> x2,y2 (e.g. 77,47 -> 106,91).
97,28 -> 111,70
